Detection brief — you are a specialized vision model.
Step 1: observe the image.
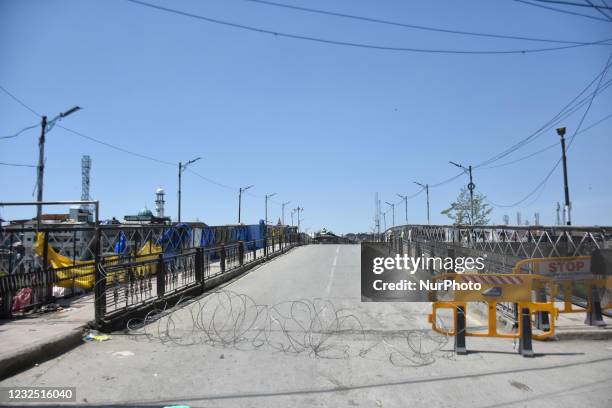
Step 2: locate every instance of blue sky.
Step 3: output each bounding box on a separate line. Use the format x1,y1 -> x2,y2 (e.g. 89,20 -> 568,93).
1,0 -> 611,233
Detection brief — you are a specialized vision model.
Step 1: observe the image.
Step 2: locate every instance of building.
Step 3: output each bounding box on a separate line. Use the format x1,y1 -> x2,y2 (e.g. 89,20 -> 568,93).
123,207 -> 171,225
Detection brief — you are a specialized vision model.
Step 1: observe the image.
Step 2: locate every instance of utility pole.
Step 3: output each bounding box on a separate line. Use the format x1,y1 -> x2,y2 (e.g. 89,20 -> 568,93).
238,185 -> 254,224
294,206 -> 303,232
397,193 -> 408,224
385,201 -> 395,227
450,161 -> 475,225
36,106 -> 81,229
556,127 -> 572,225
414,181 -> 430,225
291,209 -> 295,226
36,116 -> 47,230
265,193 -> 276,225
281,201 -> 291,225
177,157 -> 201,223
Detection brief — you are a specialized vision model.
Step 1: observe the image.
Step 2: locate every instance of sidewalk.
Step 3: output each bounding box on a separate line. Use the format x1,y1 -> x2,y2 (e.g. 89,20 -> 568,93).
467,301 -> 612,340
0,294 -> 93,379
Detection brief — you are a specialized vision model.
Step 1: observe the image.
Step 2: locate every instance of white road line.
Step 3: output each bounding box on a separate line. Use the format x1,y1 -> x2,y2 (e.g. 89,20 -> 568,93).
326,246 -> 340,295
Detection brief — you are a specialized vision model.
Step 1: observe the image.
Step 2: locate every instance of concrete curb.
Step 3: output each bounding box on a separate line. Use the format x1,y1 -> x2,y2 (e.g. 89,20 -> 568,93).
551,328 -> 612,341
0,324 -> 88,381
468,303 -> 612,341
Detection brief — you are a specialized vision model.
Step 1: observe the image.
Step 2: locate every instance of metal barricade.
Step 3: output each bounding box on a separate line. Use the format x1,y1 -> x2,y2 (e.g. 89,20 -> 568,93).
428,273 -> 558,357
512,254 -> 611,327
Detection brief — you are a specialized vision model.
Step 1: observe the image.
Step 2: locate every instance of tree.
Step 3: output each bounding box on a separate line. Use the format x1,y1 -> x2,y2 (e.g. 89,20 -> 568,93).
441,187 -> 492,225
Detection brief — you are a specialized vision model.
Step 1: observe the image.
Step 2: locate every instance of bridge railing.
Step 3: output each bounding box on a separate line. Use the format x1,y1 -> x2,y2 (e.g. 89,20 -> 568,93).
386,224 -> 611,271
0,220 -> 305,317
96,233 -> 308,330
384,224 -> 612,323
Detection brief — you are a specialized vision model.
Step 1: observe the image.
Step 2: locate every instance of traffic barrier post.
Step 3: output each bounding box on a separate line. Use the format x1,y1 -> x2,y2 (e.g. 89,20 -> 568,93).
428,273 -> 557,356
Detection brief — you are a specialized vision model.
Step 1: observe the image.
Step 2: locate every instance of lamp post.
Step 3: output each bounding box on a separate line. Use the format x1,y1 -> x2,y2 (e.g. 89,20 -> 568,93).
36,106 -> 81,229
265,193 -> 277,225
238,185 -> 254,223
449,161 -> 475,225
281,201 -> 291,225
414,181 -> 430,225
385,201 -> 395,227
294,206 -> 303,232
397,193 -> 408,224
556,127 -> 572,225
291,209 -> 295,226
177,157 -> 201,223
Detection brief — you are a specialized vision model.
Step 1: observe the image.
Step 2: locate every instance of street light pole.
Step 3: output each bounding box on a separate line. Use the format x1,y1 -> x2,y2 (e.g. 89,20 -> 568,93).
177,157 -> 201,223
450,161 -> 475,225
36,106 -> 81,229
281,201 -> 291,225
265,193 -> 277,225
385,201 -> 395,227
294,206 -> 303,232
238,185 -> 254,224
291,209 -> 295,226
397,193 -> 408,224
414,182 -> 430,225
556,127 -> 572,225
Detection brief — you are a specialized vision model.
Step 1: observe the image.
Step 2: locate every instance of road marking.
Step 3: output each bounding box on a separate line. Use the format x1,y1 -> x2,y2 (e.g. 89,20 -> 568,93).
326,246 -> 339,295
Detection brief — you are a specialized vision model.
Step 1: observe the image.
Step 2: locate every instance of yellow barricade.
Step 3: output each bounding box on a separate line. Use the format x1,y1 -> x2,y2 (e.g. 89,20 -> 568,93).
512,256 -> 611,324
428,273 -> 558,356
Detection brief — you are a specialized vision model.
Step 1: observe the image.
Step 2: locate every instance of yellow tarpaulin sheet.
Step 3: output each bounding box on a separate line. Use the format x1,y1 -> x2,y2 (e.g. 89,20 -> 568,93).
34,232 -> 162,290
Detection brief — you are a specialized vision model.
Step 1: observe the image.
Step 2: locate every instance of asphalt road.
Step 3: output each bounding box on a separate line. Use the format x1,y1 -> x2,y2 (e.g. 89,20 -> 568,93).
2,244 -> 612,407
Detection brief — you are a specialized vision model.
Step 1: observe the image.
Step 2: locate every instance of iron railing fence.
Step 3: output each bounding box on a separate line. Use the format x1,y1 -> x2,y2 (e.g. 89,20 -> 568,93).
386,224 -> 612,275
0,224 -> 201,277
0,222 -> 303,316
97,234 -> 306,325
384,224 -> 612,323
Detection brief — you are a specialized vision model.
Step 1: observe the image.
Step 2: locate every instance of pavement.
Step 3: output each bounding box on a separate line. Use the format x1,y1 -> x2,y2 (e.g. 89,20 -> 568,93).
1,244 -> 612,407
0,294 -> 93,380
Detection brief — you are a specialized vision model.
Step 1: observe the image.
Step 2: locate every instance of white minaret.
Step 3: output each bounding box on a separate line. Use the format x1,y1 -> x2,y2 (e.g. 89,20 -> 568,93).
155,187 -> 165,218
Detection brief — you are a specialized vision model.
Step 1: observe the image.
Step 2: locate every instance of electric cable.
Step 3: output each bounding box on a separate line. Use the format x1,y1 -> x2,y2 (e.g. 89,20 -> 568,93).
246,0 -> 610,46
124,0 -> 612,54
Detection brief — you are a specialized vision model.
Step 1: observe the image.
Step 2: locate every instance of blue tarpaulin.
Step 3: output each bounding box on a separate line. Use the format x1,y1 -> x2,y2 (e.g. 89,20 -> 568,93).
157,223 -> 192,253
114,231 -> 127,254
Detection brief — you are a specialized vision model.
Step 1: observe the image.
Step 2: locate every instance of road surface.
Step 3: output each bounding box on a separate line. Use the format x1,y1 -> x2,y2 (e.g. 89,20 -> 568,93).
2,244 -> 612,407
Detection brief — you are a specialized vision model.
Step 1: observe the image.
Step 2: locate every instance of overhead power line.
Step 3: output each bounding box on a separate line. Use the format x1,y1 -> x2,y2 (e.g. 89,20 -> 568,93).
478,111 -> 612,170
125,0 -> 612,54
0,161 -> 37,168
0,85 -> 41,116
187,168 -> 236,191
246,0 -> 610,46
512,0 -> 612,22
481,50 -> 612,208
531,0 -> 612,10
0,123 -> 38,140
58,125 -> 176,166
473,59 -> 612,169
584,0 -> 612,20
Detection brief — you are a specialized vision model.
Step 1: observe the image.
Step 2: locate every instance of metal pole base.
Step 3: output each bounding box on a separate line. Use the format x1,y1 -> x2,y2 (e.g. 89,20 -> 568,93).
519,307 -> 534,357
585,287 -> 606,327
455,305 -> 467,355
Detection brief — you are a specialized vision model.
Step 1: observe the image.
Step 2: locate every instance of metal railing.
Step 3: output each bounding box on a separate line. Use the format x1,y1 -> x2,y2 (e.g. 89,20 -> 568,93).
1,207 -> 304,316
384,224 -> 612,324
96,234 -> 307,328
386,224 -> 612,273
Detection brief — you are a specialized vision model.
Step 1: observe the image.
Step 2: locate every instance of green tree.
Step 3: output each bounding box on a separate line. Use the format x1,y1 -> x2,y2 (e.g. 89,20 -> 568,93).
441,187 -> 492,225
